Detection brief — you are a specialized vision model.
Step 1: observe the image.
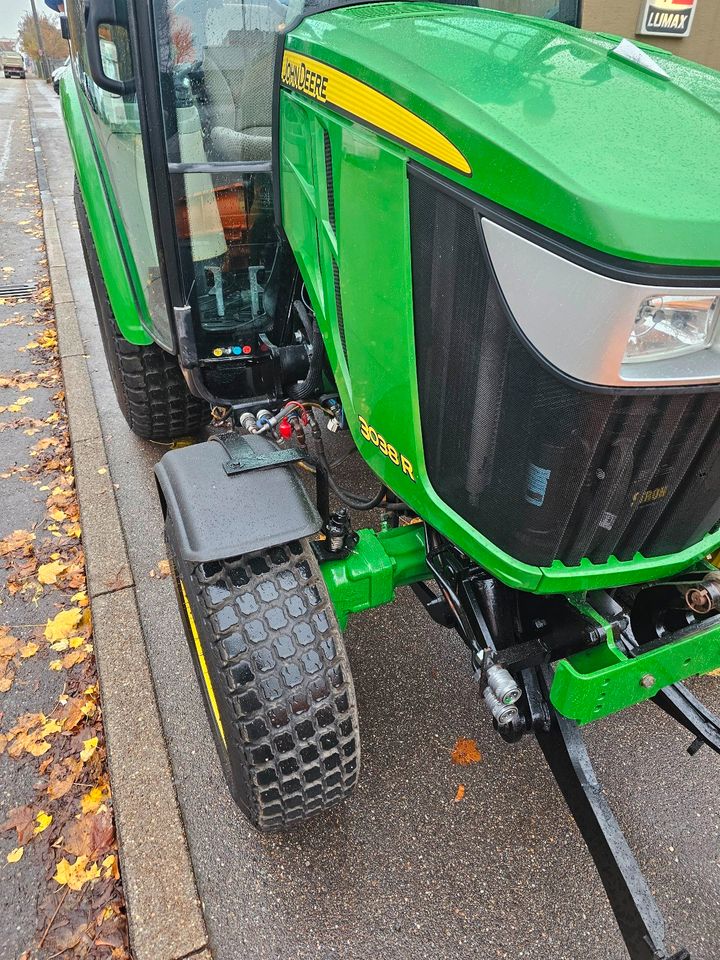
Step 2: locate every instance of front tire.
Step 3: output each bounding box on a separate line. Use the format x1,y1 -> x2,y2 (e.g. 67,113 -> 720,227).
74,180 -> 210,442
168,532 -> 361,831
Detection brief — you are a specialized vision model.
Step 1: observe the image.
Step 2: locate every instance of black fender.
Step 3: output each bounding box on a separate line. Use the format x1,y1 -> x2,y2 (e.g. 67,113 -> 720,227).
154,434 -> 321,563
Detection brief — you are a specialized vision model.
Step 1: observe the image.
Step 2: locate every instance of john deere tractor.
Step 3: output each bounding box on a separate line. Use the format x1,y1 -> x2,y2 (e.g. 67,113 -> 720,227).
59,0 -> 720,955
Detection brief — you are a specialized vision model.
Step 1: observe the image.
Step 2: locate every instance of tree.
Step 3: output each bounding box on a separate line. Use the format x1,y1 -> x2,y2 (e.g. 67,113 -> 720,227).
17,13 -> 67,63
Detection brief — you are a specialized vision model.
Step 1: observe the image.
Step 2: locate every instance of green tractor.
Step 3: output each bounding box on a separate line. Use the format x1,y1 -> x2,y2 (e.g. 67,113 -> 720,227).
59,0 -> 720,956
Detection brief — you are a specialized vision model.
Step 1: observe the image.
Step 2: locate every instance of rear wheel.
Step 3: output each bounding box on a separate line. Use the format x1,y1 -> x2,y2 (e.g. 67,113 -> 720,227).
74,180 -> 210,441
168,530 -> 361,830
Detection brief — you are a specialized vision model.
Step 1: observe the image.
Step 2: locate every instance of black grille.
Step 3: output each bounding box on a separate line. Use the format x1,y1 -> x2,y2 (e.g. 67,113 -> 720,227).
410,171 -> 720,568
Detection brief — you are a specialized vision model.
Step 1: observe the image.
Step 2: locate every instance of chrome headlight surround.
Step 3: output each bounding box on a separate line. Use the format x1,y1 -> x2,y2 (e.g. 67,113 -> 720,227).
482,219 -> 720,388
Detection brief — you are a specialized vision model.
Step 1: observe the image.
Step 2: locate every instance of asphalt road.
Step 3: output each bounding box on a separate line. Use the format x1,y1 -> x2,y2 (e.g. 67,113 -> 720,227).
28,78 -> 720,960
0,77 -> 71,960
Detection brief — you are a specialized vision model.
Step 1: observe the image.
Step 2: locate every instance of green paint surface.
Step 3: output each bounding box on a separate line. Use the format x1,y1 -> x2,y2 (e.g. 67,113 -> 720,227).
279,46 -> 720,594
60,70 -> 153,346
287,2 -> 720,266
320,524 -> 430,628
551,612 -> 720,723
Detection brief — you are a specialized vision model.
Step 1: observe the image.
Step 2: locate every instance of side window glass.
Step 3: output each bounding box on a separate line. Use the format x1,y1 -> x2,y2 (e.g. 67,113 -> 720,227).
155,0 -> 285,164
67,0 -> 173,349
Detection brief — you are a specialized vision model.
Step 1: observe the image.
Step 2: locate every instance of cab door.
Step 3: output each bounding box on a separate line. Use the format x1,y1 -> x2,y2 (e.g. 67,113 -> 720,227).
65,0 -> 174,350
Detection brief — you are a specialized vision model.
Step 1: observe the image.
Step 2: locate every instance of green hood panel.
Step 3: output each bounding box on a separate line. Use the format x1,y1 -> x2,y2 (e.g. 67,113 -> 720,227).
286,3 -> 720,266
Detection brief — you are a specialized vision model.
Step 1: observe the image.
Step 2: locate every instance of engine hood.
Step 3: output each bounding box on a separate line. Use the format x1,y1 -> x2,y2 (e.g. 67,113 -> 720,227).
285,2 -> 720,267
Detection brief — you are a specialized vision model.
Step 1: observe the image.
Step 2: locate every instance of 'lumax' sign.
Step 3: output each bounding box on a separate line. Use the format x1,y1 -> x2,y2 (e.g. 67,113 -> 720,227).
638,0 -> 698,36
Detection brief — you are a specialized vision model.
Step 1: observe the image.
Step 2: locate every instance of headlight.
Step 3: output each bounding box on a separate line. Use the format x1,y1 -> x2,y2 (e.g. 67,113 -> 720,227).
482,218 -> 720,387
624,295 -> 719,363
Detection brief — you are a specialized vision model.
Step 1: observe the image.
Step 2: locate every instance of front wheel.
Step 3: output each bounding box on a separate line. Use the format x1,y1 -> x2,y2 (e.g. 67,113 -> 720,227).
168,530 -> 361,831
74,180 -> 210,442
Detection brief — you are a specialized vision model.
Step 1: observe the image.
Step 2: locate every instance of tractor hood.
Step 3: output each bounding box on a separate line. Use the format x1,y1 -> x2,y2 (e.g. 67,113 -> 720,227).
285,3 -> 720,267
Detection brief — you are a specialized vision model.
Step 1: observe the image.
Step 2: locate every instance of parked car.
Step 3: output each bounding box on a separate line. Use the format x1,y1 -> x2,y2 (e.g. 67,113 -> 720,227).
1,52 -> 25,80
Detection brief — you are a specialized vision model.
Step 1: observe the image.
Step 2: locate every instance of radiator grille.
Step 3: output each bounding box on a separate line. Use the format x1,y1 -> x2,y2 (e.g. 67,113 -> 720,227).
410,171 -> 720,568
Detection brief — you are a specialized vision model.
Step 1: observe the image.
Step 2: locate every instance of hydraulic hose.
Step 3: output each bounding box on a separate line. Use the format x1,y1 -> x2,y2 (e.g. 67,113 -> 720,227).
288,301 -> 324,401
313,428 -> 387,511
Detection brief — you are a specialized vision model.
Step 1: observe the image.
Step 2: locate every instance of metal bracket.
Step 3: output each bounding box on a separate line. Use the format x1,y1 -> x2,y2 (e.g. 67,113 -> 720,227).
211,432 -> 306,476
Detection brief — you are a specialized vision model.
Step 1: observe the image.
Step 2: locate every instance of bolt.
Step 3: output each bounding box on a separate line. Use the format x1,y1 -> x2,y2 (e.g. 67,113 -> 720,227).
639,674 -> 656,689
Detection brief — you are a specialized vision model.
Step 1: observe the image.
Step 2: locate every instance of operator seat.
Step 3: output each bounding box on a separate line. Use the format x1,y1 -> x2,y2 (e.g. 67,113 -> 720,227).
203,3 -> 283,163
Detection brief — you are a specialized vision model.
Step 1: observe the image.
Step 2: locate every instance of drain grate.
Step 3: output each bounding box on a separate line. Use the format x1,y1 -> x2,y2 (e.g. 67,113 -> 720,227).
0,282 -> 36,298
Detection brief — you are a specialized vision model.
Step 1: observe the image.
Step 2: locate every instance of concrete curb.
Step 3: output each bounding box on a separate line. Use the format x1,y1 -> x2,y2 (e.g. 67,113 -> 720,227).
27,85 -> 210,960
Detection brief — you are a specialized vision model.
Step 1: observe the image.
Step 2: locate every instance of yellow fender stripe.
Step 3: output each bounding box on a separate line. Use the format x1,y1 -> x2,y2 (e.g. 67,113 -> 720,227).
180,581 -> 227,746
281,50 -> 471,176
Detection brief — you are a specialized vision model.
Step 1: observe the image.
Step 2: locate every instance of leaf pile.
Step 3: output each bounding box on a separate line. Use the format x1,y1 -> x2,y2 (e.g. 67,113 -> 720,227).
0,234 -> 130,958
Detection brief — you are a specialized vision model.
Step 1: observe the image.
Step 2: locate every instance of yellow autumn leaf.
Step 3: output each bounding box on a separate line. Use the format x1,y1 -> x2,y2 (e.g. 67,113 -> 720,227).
80,737 -> 98,762
49,660 -> 63,672
80,785 -> 108,814
45,608 -> 83,642
34,811 -> 52,835
49,508 -> 67,523
71,591 -> 89,608
53,855 -> 101,891
101,854 -> 119,879
7,847 -> 23,863
40,719 -> 62,737
68,637 -> 84,649
37,560 -> 66,585
50,639 -> 69,652
19,642 -> 39,659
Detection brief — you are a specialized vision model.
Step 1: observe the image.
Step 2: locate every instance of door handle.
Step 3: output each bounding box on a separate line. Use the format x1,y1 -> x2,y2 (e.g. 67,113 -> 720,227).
84,0 -> 134,96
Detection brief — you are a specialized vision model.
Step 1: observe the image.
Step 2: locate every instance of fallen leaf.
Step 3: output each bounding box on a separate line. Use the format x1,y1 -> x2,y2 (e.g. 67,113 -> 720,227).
1,805 -> 35,845
53,855 -> 101,891
34,811 -> 52,835
451,738 -> 482,766
453,784 -> 466,803
80,780 -> 110,815
47,756 -> 83,800
19,641 -> 39,659
45,608 -> 83,642
37,560 -> 66,585
7,847 -> 24,863
64,810 -> 114,859
61,649 -> 87,670
80,736 -> 99,762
